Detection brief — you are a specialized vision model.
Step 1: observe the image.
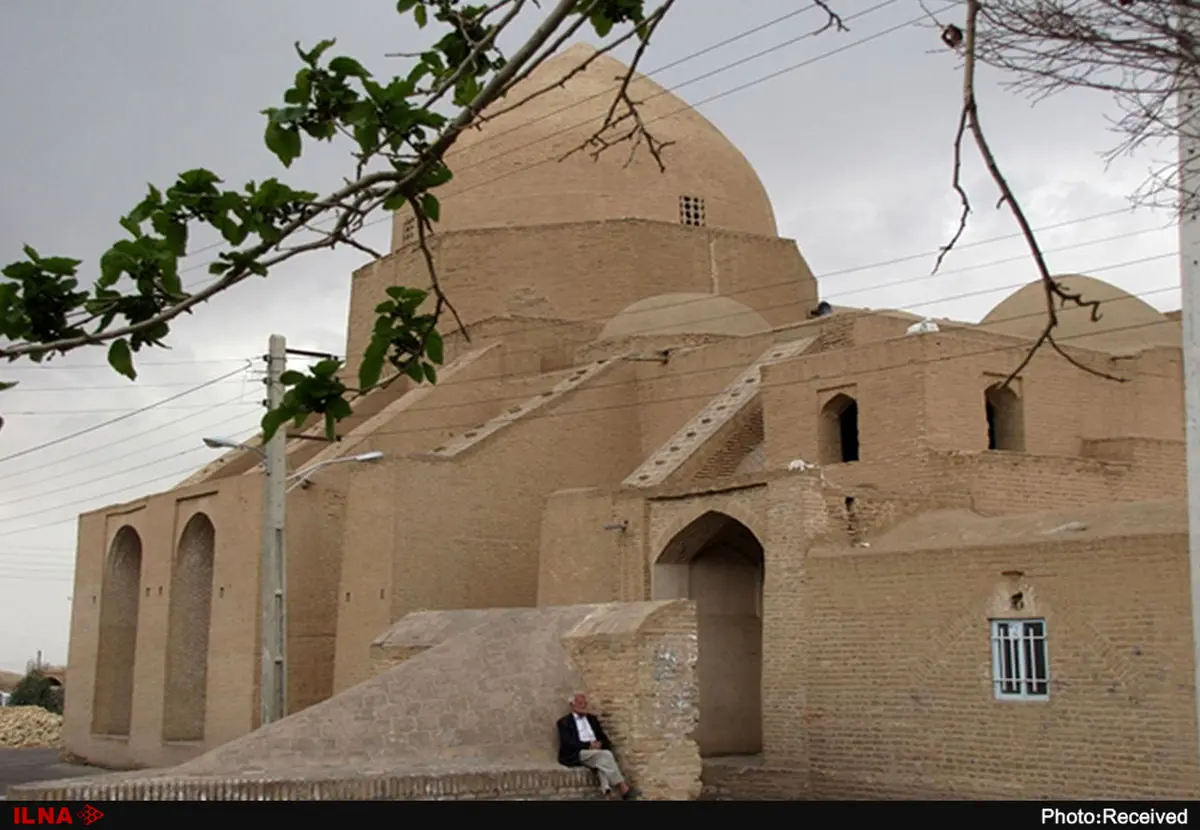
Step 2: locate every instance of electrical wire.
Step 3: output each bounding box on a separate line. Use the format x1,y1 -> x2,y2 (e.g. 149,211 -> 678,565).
0,287 -> 1182,543
0,390 -> 261,483
0,229 -> 1178,528
0,363 -> 251,466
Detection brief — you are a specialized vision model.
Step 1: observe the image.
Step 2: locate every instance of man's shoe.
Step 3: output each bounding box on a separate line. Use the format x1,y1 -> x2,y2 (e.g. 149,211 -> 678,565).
621,787 -> 640,800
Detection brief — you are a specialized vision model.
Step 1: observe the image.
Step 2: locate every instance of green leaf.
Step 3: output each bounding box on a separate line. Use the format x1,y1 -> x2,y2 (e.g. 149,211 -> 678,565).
279,370 -> 307,385
382,189 -> 407,211
425,328 -> 444,364
420,193 -> 440,222
107,338 -> 136,380
264,121 -> 302,167
404,360 -> 424,382
329,56 -> 370,78
296,38 -> 336,67
422,362 -> 437,384
414,3 -> 428,26
396,0 -> 418,12
0,380 -> 18,391
313,359 -> 341,377
358,338 -> 389,391
261,405 -> 293,443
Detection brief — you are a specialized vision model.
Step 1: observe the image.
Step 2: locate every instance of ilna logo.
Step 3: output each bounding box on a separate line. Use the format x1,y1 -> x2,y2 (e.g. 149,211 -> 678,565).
10,805 -> 104,826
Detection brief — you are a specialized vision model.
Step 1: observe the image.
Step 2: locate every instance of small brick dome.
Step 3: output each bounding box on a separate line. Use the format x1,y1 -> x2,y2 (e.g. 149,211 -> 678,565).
980,274 -> 1179,352
598,293 -> 772,341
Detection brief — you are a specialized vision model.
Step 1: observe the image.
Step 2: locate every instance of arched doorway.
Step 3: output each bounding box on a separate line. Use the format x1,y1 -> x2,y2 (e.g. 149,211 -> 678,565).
92,526 -> 143,736
654,511 -> 764,756
162,513 -> 216,742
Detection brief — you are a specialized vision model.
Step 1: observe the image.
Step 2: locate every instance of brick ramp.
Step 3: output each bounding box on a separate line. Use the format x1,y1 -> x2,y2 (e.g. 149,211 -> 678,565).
8,763 -> 600,801
12,601 -> 703,801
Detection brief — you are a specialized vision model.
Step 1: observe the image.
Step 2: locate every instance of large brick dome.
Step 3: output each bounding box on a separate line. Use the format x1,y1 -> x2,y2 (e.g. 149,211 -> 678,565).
391,42 -> 778,247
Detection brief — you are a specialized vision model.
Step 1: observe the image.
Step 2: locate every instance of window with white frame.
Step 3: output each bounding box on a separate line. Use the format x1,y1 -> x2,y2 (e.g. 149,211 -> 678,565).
988,618 -> 1046,695
990,618 -> 1048,700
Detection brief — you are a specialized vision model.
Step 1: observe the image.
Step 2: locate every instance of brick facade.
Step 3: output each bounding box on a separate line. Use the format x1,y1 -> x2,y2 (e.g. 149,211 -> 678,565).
37,43 -> 1197,801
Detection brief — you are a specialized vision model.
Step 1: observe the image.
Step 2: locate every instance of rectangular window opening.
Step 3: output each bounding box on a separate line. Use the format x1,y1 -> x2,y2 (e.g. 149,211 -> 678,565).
679,195 -> 706,227
990,618 -> 1048,701
402,216 -> 417,245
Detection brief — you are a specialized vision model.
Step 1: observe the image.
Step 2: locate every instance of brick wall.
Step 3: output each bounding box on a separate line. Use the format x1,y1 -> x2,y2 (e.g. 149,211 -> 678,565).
797,530 -> 1200,799
344,220 -> 816,382
564,600 -> 703,800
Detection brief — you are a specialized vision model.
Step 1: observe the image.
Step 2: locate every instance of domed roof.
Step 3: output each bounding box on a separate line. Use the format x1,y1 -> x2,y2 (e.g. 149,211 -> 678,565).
393,42 -> 777,246
979,274 -> 1180,352
598,293 -> 772,340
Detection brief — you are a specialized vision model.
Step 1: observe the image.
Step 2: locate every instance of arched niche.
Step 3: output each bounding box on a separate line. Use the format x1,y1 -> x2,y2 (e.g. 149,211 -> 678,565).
985,383 -> 1025,451
653,510 -> 763,757
819,393 -> 859,464
162,512 -> 216,742
92,525 -> 143,736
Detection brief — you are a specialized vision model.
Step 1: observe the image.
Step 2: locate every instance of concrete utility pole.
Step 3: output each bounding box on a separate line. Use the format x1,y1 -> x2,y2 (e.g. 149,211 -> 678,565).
260,333 -> 288,726
1178,1 -> 1200,770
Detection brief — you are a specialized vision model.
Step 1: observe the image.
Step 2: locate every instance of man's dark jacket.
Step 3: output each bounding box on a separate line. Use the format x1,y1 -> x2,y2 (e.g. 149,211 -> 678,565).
556,712 -> 613,767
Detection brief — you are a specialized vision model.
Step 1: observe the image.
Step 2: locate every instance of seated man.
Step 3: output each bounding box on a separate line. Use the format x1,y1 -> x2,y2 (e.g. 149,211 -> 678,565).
556,693 -> 639,800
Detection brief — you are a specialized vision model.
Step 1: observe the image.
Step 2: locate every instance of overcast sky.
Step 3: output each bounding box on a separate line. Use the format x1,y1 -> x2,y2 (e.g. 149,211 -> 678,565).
0,1 -> 1182,673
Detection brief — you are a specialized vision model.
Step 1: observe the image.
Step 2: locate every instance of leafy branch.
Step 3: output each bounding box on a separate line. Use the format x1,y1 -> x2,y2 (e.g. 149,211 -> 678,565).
0,0 -> 677,442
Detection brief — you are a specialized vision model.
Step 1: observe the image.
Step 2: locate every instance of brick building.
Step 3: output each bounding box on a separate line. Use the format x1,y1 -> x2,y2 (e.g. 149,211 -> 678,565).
41,44 -> 1199,799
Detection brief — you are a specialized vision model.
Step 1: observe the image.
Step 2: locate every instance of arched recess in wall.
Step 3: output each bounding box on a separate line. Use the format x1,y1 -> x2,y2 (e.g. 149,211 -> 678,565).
652,510 -> 763,758
92,526 -> 143,736
819,393 -> 859,464
985,384 -> 1025,451
162,512 -> 216,742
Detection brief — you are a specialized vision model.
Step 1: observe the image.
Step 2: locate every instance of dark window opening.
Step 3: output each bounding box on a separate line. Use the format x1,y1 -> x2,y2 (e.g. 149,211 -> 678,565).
820,393 -> 859,464
985,383 -> 1024,451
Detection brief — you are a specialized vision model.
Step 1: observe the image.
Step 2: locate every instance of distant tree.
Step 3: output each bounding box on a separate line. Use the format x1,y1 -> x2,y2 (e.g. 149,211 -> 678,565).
9,669 -> 63,715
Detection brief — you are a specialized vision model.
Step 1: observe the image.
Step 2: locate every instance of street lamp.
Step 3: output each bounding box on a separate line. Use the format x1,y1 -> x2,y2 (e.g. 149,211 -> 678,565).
286,450 -> 384,492
200,434 -> 383,726
202,436 -> 263,454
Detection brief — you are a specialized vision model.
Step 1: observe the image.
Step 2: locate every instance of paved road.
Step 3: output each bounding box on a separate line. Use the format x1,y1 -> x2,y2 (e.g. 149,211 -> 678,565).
0,749 -> 104,799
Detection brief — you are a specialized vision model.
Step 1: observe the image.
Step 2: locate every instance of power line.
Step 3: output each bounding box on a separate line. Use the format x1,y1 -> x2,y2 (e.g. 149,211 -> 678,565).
0,363 -> 251,466
0,210 -> 1172,496
0,356 -> 253,373
0,390 -> 259,482
170,1 -> 922,294
0,281 -> 1181,540
4,401 -> 259,417
0,399 -> 259,509
160,2 -> 867,268
0,424 -> 262,534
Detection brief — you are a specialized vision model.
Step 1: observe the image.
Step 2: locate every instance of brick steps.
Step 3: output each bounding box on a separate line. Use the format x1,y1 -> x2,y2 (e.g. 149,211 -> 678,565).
8,764 -> 601,801
622,337 -> 815,488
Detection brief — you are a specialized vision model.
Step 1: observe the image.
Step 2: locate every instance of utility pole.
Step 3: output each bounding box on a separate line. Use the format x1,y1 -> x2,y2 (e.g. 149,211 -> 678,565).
260,334 -> 288,726
1178,0 -> 1200,771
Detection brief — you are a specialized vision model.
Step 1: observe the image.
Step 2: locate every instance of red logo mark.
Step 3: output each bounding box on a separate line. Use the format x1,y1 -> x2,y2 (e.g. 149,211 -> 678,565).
10,805 -> 103,825
76,806 -> 103,826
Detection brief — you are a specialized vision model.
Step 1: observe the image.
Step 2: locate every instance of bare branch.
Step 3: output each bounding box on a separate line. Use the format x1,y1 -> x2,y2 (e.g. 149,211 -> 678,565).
943,0 -> 1126,389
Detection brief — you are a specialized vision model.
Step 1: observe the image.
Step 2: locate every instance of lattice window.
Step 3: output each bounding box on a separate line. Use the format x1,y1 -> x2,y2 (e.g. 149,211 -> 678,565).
679,195 -> 706,227
990,618 -> 1049,700
401,216 -> 417,246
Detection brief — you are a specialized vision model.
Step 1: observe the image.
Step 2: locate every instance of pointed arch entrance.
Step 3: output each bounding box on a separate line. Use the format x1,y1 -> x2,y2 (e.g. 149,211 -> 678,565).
163,512 -> 216,742
653,510 -> 763,756
92,525 -> 143,736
